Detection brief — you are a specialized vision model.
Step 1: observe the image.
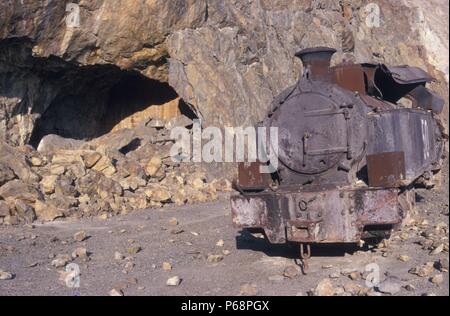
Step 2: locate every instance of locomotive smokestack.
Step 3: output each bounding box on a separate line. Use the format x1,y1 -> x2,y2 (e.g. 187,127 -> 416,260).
295,47 -> 337,81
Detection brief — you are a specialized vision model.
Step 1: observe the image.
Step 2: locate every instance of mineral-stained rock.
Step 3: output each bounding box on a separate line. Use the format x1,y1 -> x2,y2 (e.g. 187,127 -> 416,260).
0,180 -> 43,204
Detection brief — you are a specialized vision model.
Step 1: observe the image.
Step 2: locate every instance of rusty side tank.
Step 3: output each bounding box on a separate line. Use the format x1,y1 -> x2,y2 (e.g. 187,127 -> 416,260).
231,47 -> 446,262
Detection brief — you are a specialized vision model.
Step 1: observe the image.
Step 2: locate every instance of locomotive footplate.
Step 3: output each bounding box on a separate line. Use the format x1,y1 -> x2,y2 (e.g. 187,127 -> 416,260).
231,187 -> 403,244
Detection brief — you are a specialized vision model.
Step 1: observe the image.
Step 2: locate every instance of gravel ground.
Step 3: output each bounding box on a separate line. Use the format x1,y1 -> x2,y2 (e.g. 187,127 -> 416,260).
0,171 -> 448,296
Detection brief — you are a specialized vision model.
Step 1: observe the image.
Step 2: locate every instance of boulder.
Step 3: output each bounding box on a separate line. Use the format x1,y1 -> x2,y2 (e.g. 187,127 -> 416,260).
40,175 -> 58,195
34,199 -> 64,221
145,156 -> 162,177
0,180 -> 43,204
0,163 -> 16,186
0,200 -> 10,217
0,141 -> 40,183
37,135 -> 86,153
97,177 -> 123,200
13,199 -> 36,223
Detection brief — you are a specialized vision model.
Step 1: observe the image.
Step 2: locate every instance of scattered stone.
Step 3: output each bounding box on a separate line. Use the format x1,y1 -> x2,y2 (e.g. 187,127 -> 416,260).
81,152 -> 102,169
127,246 -> 142,255
377,280 -> 402,295
314,279 -> 336,296
343,282 -> 363,296
222,250 -> 231,256
73,231 -> 88,242
127,277 -> 139,285
398,255 -> 411,262
109,289 -> 124,297
240,283 -> 258,296
268,275 -> 285,283
430,274 -> 444,285
145,156 -> 162,177
0,200 -> 10,217
168,217 -> 178,226
124,261 -> 135,272
51,254 -> 71,268
14,200 -> 36,223
430,244 -> 445,255
207,254 -> 224,264
216,239 -> 225,247
409,262 -> 435,278
329,273 -> 340,279
167,276 -> 182,286
348,271 -> 362,281
163,262 -> 173,271
435,258 -> 449,272
34,200 -> 63,222
404,284 -> 416,292
72,247 -> 88,259
0,270 -> 14,280
283,265 -> 300,279
115,252 -> 125,261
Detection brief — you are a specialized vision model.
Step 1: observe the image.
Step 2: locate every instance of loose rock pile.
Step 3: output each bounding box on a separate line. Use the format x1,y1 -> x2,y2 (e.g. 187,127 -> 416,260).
0,124 -> 231,225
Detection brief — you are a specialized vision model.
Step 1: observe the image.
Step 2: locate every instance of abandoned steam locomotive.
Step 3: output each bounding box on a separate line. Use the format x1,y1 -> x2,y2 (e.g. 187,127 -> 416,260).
231,47 -> 445,260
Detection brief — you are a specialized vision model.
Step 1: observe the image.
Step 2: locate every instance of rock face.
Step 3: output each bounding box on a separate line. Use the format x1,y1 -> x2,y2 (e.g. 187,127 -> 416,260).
0,0 -> 448,147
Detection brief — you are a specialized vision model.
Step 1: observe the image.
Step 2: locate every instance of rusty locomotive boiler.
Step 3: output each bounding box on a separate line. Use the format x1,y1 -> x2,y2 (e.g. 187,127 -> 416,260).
231,47 -> 446,260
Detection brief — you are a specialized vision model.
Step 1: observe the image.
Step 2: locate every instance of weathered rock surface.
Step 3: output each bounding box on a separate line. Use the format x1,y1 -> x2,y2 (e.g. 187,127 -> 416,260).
0,0 -> 448,147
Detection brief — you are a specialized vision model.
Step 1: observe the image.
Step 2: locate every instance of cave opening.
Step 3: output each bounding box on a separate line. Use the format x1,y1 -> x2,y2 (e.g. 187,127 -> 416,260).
28,67 -> 190,148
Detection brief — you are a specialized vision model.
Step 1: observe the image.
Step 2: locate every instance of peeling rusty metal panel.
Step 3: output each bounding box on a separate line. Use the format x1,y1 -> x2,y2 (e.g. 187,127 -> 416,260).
331,64 -> 366,95
367,152 -> 406,188
231,195 -> 268,228
237,162 -> 270,190
367,109 -> 441,182
232,188 -> 402,244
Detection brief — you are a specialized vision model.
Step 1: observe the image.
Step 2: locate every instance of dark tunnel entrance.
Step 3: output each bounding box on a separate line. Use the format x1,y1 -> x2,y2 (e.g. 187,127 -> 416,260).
28,68 -> 189,148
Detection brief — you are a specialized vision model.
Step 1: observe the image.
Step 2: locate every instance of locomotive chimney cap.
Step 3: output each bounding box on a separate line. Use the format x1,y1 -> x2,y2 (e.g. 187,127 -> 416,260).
295,47 -> 337,61
295,47 -> 337,81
